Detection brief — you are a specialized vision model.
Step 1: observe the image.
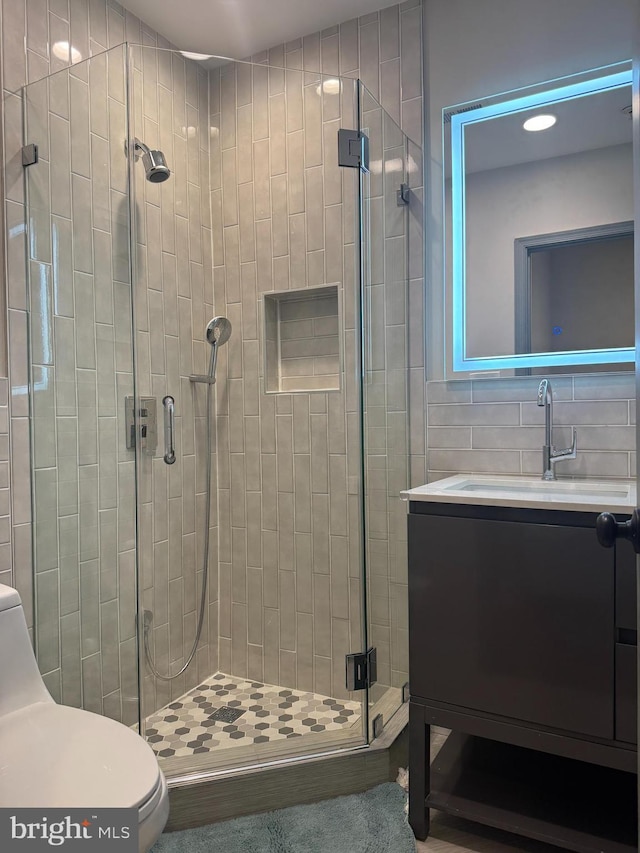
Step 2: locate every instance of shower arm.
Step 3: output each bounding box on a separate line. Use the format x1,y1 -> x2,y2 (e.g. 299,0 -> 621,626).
133,138 -> 151,159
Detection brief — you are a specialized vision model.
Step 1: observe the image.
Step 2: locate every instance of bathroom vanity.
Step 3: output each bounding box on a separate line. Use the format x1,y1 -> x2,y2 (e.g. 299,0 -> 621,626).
403,475 -> 638,852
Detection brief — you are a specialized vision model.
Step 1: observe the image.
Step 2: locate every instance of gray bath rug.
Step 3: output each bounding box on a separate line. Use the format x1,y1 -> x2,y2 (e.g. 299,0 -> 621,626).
151,782 -> 415,853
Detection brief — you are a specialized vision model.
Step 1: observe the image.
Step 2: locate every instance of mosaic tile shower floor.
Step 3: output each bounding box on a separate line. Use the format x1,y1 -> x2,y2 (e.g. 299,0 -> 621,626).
145,672 -> 361,758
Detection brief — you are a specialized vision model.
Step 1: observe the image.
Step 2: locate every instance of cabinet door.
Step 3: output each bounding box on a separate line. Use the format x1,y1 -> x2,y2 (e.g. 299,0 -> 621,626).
615,539 -> 636,631
409,513 -> 615,739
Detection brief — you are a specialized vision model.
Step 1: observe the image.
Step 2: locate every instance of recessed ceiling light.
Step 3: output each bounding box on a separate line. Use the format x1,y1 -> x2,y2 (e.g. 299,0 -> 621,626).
180,51 -> 213,61
52,41 -> 82,63
523,114 -> 557,132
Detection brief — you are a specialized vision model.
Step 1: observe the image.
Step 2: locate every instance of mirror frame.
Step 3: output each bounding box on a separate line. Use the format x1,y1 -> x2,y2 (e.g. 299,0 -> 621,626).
450,67 -> 634,372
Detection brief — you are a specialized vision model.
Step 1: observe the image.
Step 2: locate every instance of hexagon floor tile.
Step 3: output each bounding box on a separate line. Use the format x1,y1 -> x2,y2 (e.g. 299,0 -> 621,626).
143,672 -> 361,757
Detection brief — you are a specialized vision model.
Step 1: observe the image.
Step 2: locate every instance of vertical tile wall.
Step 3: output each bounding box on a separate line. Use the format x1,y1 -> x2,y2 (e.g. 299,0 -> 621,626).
1,1 -> 216,723
1,0 -> 425,723
2,0 -> 156,630
210,0 -> 424,702
23,46 -> 140,720
210,59 -> 362,701
0,379 -> 10,589
130,44 -> 218,717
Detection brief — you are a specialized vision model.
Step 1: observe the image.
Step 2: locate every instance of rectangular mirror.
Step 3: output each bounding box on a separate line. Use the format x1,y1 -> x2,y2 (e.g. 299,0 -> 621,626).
446,64 -> 634,373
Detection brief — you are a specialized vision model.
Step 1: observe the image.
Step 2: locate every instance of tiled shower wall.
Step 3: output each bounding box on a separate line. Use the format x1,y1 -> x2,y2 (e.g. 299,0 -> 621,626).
427,373 -> 636,481
22,46 -> 140,719
2,0 -> 161,626
1,0 -> 216,723
210,0 -> 424,702
130,45 -> 217,717
0,379 -> 11,591
1,0 -> 425,720
210,59 -> 363,701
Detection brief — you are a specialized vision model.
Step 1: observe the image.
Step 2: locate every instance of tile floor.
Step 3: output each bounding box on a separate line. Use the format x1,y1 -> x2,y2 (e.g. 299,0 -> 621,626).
144,671 -> 361,758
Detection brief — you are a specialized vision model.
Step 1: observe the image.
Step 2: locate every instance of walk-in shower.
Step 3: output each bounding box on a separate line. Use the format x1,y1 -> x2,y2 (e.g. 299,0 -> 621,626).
20,41 -> 422,791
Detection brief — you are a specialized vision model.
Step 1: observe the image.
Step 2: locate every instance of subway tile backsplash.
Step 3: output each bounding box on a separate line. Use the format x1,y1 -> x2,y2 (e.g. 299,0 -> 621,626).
427,374 -> 636,481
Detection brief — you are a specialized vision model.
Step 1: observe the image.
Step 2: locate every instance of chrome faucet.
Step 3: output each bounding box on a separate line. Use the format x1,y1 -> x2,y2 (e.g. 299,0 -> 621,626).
536,379 -> 577,481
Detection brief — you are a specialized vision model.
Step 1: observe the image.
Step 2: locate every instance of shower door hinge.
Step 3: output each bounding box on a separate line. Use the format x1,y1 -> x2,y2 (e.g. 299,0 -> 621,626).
338,129 -> 369,172
346,647 -> 377,691
22,144 -> 39,167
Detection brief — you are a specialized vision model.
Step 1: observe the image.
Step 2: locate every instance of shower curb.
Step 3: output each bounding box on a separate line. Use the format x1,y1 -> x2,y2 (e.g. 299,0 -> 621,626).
164,704 -> 408,831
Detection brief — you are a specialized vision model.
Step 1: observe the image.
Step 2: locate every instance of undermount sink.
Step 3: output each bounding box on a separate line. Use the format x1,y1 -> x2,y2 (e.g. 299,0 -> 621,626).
401,475 -> 636,513
447,478 -> 631,499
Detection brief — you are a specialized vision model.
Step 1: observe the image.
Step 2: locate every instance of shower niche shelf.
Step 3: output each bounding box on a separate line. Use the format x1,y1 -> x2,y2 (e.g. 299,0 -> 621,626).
263,285 -> 342,394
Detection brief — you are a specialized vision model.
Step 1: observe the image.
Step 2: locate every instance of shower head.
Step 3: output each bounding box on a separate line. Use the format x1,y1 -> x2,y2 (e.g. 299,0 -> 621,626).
134,138 -> 171,183
205,317 -> 232,347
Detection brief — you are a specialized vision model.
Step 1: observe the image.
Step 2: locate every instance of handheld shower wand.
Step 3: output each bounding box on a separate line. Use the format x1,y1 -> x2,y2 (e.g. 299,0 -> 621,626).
143,318 -> 232,680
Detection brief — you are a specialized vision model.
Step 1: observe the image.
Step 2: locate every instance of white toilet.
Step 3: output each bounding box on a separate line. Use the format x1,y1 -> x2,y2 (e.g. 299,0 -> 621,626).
0,583 -> 169,852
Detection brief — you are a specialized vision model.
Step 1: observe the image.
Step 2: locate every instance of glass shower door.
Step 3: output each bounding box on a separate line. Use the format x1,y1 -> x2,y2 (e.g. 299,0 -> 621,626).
360,84 -> 419,737
23,45 -> 139,725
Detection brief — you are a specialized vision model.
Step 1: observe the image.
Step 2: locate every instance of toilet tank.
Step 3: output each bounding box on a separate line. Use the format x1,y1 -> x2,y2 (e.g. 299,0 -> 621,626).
0,584 -> 52,717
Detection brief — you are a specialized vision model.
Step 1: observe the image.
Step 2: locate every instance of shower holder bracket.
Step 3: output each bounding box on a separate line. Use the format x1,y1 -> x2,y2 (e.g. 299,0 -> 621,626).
125,396 -> 158,453
189,374 -> 217,384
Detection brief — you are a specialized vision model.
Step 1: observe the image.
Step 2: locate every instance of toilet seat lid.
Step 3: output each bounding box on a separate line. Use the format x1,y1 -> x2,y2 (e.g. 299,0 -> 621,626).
0,702 -> 161,810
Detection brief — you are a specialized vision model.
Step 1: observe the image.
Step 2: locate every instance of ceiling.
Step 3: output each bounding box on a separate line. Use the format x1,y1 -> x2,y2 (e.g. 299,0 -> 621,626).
119,0 -> 388,60
447,82 -> 632,176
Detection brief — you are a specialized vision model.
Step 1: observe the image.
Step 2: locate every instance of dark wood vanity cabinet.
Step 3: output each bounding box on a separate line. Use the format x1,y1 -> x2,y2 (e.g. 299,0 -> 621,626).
408,502 -> 638,852
615,541 -> 638,746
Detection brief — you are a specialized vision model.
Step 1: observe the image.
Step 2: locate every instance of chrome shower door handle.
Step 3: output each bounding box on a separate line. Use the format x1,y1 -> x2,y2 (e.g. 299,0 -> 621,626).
162,395 -> 176,465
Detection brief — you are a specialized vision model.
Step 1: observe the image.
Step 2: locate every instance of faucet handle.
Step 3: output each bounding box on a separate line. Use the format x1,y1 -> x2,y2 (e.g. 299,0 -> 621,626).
551,427 -> 577,461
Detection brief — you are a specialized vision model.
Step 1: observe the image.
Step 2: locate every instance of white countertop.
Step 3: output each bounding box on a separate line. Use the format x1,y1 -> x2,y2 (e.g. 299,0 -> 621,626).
401,474 -> 637,514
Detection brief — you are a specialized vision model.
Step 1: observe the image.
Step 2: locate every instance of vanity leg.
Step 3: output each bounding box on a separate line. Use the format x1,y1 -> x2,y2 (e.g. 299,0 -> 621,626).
409,701 -> 429,840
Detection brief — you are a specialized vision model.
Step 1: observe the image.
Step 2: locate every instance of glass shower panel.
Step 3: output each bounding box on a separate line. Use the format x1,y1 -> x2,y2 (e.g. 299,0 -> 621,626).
24,46 -> 139,725
360,85 -> 414,736
131,49 -> 370,778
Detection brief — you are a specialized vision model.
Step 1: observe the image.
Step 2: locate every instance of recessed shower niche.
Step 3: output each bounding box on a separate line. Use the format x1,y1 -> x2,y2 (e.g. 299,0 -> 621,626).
263,285 -> 342,393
